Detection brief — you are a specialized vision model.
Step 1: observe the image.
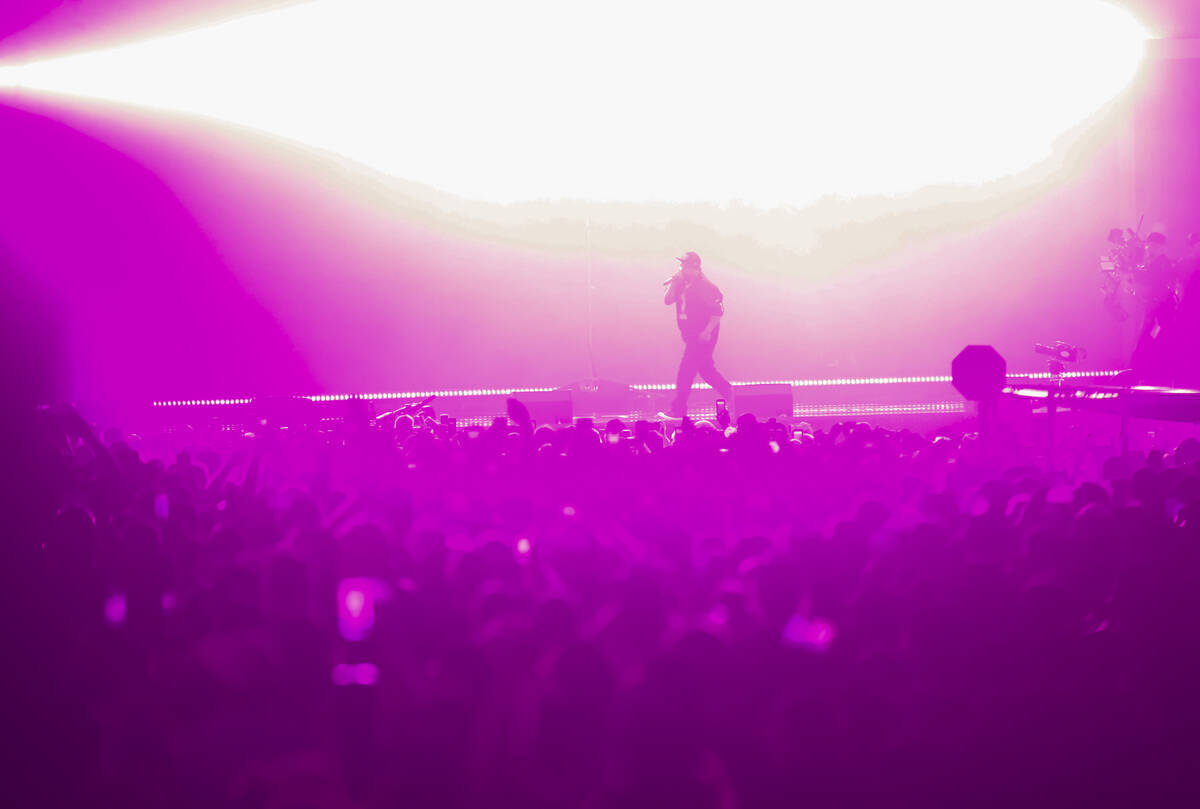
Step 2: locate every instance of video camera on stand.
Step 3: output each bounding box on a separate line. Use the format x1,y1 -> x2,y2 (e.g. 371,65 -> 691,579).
1034,341 -> 1086,378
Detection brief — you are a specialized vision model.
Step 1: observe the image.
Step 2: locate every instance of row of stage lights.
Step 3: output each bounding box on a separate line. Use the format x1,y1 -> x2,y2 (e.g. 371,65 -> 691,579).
155,403 -> 970,433
151,370 -> 1122,408
630,376 -> 955,391
439,402 -> 967,429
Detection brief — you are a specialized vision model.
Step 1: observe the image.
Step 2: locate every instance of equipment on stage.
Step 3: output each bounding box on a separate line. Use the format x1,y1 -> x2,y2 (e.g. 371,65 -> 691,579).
1003,378 -> 1200,423
732,383 -> 793,419
949,344 -> 1200,458
1034,341 -> 1087,377
564,379 -> 636,418
1001,375 -> 1200,459
1034,341 -> 1084,364
951,345 -> 1006,401
511,389 -> 574,426
376,395 -> 436,424
252,395 -> 318,430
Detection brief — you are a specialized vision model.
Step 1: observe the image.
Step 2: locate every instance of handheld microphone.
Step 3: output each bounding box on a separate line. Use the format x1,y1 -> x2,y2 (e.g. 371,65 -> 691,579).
663,273 -> 680,287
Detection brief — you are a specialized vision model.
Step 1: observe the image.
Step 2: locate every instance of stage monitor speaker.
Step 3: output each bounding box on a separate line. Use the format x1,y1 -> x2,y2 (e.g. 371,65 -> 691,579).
511,389 -> 574,425
252,395 -> 317,430
732,384 -> 793,419
566,379 -> 636,417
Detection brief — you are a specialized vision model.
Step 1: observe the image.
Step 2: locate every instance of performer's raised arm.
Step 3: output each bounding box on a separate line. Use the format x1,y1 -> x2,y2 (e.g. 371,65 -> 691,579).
664,273 -> 684,305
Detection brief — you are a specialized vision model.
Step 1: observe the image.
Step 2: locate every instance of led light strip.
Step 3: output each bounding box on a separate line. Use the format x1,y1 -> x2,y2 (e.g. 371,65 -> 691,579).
630,370 -> 1122,391
154,403 -> 966,428
401,403 -> 968,427
151,371 -> 1123,407
679,403 -> 968,418
152,389 -> 554,407
794,403 -> 966,416
629,376 -> 955,391
151,397 -> 255,407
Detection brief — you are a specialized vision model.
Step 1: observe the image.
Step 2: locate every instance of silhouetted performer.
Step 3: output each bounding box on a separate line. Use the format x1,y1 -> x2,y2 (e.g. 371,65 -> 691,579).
663,251 -> 733,416
1131,232 -> 1179,379
1163,232 -> 1200,384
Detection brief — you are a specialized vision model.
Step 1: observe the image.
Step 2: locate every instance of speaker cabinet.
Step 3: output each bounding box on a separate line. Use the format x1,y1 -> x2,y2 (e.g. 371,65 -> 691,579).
732,384 -> 793,419
511,389 -> 574,425
566,379 -> 636,417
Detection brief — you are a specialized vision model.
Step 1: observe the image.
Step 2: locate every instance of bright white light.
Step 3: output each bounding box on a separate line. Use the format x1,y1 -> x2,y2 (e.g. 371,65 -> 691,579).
0,0 -> 1147,205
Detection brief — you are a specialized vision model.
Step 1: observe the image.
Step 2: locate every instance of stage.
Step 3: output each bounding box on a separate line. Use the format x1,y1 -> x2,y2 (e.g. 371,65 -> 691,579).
105,369 -> 1136,431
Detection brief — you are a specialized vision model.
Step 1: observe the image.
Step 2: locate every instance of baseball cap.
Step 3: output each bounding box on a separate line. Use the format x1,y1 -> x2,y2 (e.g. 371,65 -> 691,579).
676,251 -> 701,268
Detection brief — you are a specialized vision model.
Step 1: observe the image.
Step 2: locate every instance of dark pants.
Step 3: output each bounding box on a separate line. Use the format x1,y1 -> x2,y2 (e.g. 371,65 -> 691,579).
1131,298 -> 1177,380
672,327 -> 733,413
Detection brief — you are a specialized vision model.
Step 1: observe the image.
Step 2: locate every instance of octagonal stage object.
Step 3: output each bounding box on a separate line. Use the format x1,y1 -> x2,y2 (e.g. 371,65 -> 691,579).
951,346 -> 1007,401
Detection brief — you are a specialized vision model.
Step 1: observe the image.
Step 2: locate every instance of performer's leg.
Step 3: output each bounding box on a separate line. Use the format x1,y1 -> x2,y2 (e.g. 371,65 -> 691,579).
1146,301 -> 1179,381
695,327 -> 733,400
672,337 -> 700,413
1131,310 -> 1158,378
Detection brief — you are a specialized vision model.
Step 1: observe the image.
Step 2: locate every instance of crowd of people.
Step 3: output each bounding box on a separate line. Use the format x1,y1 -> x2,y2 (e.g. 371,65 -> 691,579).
14,399 -> 1200,808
